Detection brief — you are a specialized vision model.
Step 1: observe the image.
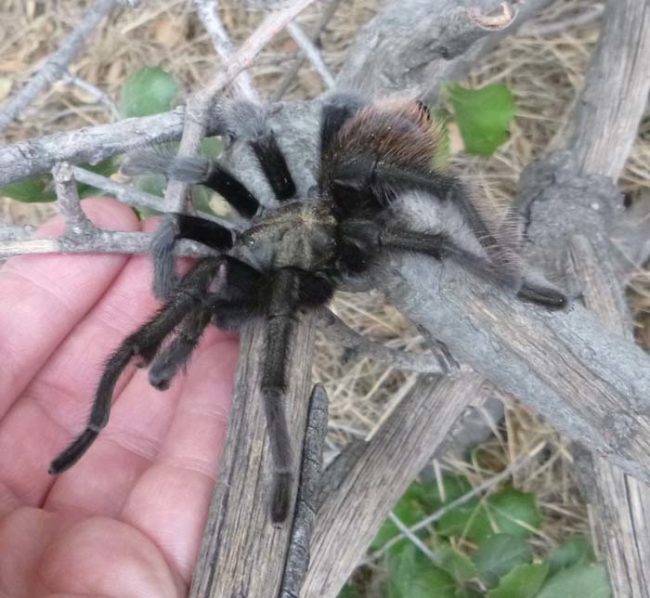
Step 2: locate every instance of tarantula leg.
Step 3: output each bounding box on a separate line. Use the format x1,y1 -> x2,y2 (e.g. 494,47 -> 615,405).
49,259 -> 221,475
149,256 -> 264,390
250,131 -> 296,201
147,307 -> 213,391
517,278 -> 568,308
259,268 -> 334,522
152,213 -> 234,299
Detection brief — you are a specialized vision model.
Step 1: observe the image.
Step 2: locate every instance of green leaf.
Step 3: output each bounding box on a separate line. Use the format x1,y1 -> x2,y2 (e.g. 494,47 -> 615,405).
454,588 -> 483,598
436,497 -> 493,543
1,158 -> 117,203
0,174 -> 57,202
472,534 -> 532,587
537,564 -> 611,598
337,583 -> 361,598
371,481 -> 437,551
446,83 -> 516,156
546,535 -> 595,575
436,543 -> 478,583
485,487 -> 543,539
120,66 -> 179,118
487,562 -> 550,598
387,543 -> 457,598
201,136 -> 225,158
420,474 -> 473,511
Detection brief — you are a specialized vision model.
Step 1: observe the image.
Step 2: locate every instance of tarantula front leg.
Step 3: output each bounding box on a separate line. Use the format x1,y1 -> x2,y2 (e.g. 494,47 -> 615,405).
49,257 -> 223,474
152,213 -> 235,299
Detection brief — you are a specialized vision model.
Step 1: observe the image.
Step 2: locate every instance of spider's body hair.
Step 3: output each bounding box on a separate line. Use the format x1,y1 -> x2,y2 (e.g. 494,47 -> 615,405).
236,201 -> 337,272
50,93 -> 568,524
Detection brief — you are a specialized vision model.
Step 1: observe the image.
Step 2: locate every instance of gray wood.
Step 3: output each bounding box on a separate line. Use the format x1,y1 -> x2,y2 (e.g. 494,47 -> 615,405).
336,0 -> 553,101
551,2 -> 650,595
189,316 -> 317,598
302,374 -> 484,596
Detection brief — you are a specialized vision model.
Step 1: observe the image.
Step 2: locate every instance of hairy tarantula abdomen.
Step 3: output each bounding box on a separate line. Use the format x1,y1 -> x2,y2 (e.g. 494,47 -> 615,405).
49,93 -> 567,524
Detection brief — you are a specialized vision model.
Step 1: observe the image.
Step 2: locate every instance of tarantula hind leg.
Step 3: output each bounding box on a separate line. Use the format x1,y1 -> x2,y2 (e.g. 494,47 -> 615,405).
261,268 -> 334,522
49,258 -> 222,475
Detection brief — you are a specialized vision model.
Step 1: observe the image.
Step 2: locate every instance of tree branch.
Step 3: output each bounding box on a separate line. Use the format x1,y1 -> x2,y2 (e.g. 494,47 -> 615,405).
0,0 -> 120,132
335,0 -> 554,101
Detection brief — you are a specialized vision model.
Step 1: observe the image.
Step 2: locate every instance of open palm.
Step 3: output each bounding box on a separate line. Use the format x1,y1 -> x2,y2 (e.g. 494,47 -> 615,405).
0,199 -> 237,597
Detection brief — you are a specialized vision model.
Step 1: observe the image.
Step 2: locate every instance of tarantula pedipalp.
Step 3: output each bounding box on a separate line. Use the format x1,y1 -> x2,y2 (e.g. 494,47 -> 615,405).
48,93 -> 567,523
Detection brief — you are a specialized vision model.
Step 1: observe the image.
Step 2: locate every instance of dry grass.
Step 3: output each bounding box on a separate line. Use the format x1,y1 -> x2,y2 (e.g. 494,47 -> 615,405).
1,0 -> 649,583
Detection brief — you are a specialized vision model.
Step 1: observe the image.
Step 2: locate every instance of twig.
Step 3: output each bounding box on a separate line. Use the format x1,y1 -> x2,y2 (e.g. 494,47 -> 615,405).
286,22 -> 335,89
0,224 -> 35,241
70,166 -> 237,229
387,512 -> 438,562
520,4 -> 604,36
62,73 -> 120,120
272,0 -> 343,101
0,0 -> 119,132
164,0 -> 318,212
192,0 -> 259,102
0,108 -> 198,187
52,162 -> 97,237
0,232 -> 211,260
317,308 -> 450,375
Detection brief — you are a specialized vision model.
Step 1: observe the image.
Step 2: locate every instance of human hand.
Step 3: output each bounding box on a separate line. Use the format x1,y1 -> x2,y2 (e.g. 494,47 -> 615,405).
0,198 -> 237,597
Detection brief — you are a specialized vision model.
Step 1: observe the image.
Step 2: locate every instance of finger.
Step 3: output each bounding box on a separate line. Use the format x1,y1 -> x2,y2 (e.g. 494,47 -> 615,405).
0,507 -> 185,597
0,198 -> 139,421
118,329 -> 237,581
0,203 -> 153,506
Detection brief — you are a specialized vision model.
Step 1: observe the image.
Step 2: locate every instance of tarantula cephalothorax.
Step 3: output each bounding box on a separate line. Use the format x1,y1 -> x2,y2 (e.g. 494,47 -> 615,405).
48,93 -> 567,523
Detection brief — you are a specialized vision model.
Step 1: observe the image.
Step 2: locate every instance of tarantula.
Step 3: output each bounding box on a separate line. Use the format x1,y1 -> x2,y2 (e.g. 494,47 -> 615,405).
48,93 -> 567,523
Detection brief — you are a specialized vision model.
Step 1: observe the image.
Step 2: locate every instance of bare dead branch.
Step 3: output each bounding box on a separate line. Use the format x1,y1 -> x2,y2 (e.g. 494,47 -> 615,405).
0,0 -> 120,133
62,73 -> 120,120
0,231 -> 210,260
303,375 -> 484,597
565,0 -> 650,179
189,317 -> 318,598
286,22 -> 335,89
272,0 -> 343,101
164,0 -> 318,212
192,0 -> 259,102
317,308 -> 450,375
279,384 -> 329,598
336,0 -> 553,101
52,162 -> 97,237
0,108 -> 194,187
523,2 -> 650,594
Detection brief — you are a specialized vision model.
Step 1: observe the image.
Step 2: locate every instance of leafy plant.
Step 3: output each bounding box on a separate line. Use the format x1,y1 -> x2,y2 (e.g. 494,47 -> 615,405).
360,475 -> 610,597
445,83 -> 516,156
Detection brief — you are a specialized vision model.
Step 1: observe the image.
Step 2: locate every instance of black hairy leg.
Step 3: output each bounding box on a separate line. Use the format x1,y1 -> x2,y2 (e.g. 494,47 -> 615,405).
147,307 -> 213,391
151,213 -> 234,299
149,256 -> 264,390
202,164 -> 261,219
339,219 -> 567,308
250,130 -> 296,201
260,268 -> 334,522
49,258 -> 223,474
